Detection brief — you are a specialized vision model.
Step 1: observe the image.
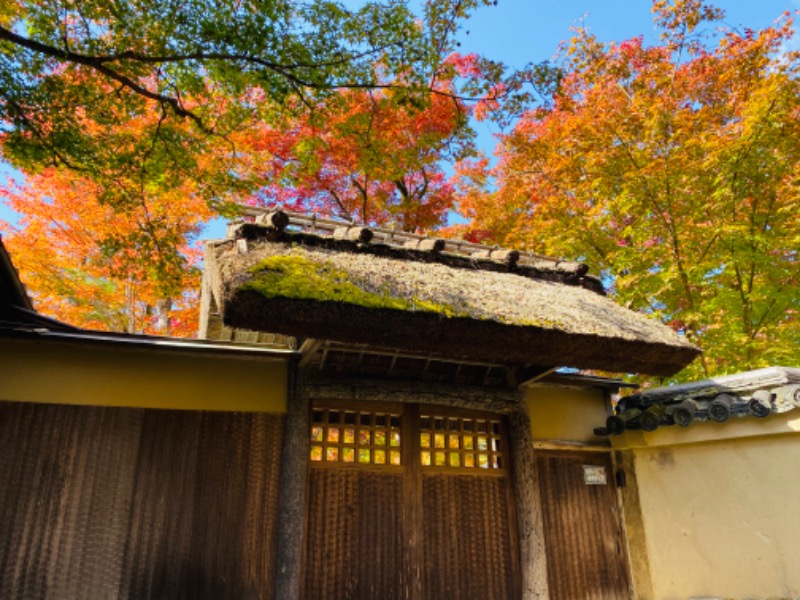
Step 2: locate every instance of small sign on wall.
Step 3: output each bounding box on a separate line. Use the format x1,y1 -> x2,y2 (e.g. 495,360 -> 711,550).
583,465 -> 607,485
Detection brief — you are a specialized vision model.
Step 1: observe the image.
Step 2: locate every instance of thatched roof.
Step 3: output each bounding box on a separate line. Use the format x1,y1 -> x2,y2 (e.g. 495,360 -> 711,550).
0,236 -> 79,331
0,235 -> 34,313
203,212 -> 700,376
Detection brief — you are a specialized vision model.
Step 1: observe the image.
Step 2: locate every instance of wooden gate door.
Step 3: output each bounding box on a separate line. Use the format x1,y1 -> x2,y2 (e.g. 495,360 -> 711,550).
536,451 -> 631,600
303,402 -> 521,600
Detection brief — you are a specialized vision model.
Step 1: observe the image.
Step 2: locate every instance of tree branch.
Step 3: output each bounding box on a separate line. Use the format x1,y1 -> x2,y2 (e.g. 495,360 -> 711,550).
0,25 -> 212,131
0,25 -> 499,106
0,90 -> 88,170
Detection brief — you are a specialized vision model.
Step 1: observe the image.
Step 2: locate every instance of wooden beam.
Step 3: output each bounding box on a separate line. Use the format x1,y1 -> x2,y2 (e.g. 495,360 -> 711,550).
314,342 -> 508,370
482,365 -> 493,386
422,358 -> 431,377
273,362 -> 310,600
305,375 -> 521,412
518,366 -> 559,387
532,440 -> 612,452
402,403 -> 424,598
298,338 -> 322,368
318,347 -> 329,371
614,450 -> 655,600
452,362 -> 463,384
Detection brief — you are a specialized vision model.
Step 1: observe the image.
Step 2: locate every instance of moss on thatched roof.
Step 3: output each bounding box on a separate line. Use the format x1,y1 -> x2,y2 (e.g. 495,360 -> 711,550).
205,234 -> 700,377
233,222 -> 605,293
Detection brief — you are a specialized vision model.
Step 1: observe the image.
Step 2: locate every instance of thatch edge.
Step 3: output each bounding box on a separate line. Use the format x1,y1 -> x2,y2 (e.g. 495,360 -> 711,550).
224,290 -> 699,377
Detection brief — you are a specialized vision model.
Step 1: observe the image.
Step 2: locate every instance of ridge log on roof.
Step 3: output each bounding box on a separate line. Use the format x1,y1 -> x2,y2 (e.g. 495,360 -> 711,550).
203,219 -> 700,377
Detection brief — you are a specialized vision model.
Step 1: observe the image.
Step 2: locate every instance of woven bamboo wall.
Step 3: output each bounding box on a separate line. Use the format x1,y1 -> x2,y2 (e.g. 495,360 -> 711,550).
0,401 -> 284,599
304,469 -> 404,600
422,474 -> 517,599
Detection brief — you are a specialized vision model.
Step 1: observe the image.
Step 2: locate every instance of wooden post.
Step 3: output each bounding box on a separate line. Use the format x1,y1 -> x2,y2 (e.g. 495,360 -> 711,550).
274,361 -> 310,600
614,450 -> 655,600
508,400 -> 550,600
402,403 -> 424,599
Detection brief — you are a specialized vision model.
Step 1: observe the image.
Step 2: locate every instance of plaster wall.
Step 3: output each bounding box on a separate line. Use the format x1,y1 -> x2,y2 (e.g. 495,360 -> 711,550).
0,336 -> 288,412
626,421 -> 800,599
525,385 -> 610,444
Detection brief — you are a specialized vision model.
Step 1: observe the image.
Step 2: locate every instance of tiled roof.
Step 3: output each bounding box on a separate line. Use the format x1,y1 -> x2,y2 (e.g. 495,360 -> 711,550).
599,367 -> 800,435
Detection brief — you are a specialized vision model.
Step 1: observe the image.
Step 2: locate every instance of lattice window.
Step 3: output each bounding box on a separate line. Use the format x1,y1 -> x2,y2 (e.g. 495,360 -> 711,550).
420,414 -> 505,471
310,408 -> 402,467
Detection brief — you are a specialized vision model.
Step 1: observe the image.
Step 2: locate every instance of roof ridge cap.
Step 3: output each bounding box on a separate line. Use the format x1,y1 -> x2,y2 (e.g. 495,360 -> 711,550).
235,207 -> 567,266
227,222 -> 604,295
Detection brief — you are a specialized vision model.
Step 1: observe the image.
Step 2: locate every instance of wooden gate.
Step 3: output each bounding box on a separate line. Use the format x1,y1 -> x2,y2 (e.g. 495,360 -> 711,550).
536,451 -> 632,600
303,402 -> 521,600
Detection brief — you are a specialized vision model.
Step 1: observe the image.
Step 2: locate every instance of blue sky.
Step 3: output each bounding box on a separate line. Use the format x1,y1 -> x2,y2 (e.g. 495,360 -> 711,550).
1,0 -> 796,235
464,0 -> 795,66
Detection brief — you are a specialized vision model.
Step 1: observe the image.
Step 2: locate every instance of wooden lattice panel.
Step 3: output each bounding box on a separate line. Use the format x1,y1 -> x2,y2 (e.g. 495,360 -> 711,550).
310,407 -> 402,467
419,413 -> 506,472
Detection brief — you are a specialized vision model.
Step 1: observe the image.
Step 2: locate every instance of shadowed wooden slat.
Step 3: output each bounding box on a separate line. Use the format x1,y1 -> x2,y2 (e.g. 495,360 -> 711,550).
421,475 -> 516,599
536,452 -> 632,600
303,469 -> 404,600
0,401 -> 283,600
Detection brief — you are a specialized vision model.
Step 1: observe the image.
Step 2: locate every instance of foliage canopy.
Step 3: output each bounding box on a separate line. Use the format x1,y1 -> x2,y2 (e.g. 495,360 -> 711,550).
1,166 -> 209,335
458,0 -> 800,379
0,0 -> 496,205
244,74 -> 475,231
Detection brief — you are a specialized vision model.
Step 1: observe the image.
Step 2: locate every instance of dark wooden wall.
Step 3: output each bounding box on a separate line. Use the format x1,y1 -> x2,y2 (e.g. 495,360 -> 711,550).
0,401 -> 284,600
